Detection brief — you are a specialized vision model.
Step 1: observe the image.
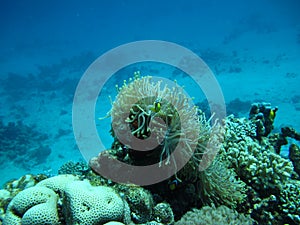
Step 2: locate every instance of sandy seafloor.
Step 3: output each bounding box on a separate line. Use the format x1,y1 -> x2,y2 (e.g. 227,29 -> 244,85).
0,0 -> 300,186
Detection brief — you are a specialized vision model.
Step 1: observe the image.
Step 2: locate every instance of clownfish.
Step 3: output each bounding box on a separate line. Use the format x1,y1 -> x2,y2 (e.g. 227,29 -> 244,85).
268,107 -> 278,122
150,98 -> 162,113
168,179 -> 181,191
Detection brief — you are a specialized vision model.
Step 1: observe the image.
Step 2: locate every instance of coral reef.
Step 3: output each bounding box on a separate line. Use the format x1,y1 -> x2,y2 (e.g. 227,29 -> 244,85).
3,174 -> 47,197
249,102 -> 277,138
221,115 -> 300,224
0,52 -> 95,100
289,144 -> 300,176
222,115 -> 294,192
0,120 -> 50,169
0,190 -> 11,222
278,180 -> 300,223
269,126 -> 300,154
248,180 -> 300,224
1,73 -> 300,225
113,183 -> 175,224
91,74 -> 246,214
175,205 -> 253,225
0,174 -> 48,222
226,98 -> 251,116
153,202 -> 174,224
118,184 -> 154,223
58,161 -> 90,178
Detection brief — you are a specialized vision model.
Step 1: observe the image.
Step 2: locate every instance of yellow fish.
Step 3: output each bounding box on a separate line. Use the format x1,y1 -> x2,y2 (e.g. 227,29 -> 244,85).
150,98 -> 162,113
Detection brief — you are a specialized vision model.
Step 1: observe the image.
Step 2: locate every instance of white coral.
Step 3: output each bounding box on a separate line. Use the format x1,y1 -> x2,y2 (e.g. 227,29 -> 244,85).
63,180 -> 126,225
36,174 -> 79,193
3,186 -> 59,225
3,175 -> 130,225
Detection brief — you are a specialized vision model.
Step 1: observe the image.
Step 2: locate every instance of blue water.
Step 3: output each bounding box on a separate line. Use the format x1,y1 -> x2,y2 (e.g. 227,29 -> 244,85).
0,0 -> 299,185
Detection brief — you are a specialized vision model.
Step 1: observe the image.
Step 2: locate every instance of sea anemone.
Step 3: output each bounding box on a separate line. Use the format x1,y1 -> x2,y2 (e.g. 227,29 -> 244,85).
106,72 -> 226,182
91,72 -> 245,207
110,72 -> 214,178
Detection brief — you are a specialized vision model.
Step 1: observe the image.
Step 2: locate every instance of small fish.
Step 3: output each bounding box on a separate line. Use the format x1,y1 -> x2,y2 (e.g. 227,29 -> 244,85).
268,107 -> 278,121
168,179 -> 180,191
150,97 -> 162,113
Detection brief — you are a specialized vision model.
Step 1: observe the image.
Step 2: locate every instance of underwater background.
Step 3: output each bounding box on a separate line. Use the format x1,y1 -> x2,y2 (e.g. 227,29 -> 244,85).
0,0 -> 300,224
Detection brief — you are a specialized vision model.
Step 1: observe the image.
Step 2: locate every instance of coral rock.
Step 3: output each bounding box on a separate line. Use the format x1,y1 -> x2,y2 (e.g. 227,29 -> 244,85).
289,143 -> 300,176
3,186 -> 59,225
36,174 -> 79,194
63,180 -> 126,225
153,202 -> 174,224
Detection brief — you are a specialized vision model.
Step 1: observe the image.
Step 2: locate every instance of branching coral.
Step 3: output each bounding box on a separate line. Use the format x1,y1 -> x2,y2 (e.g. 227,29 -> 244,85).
278,180 -> 300,223
249,180 -> 300,224
58,161 -> 90,178
175,205 -> 254,225
221,115 -> 294,192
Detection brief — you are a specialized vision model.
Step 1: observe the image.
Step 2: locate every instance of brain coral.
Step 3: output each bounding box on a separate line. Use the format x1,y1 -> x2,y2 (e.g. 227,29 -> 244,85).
63,180 -> 128,225
3,186 -> 59,225
3,175 -> 131,225
36,174 -> 79,194
21,196 -> 58,225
